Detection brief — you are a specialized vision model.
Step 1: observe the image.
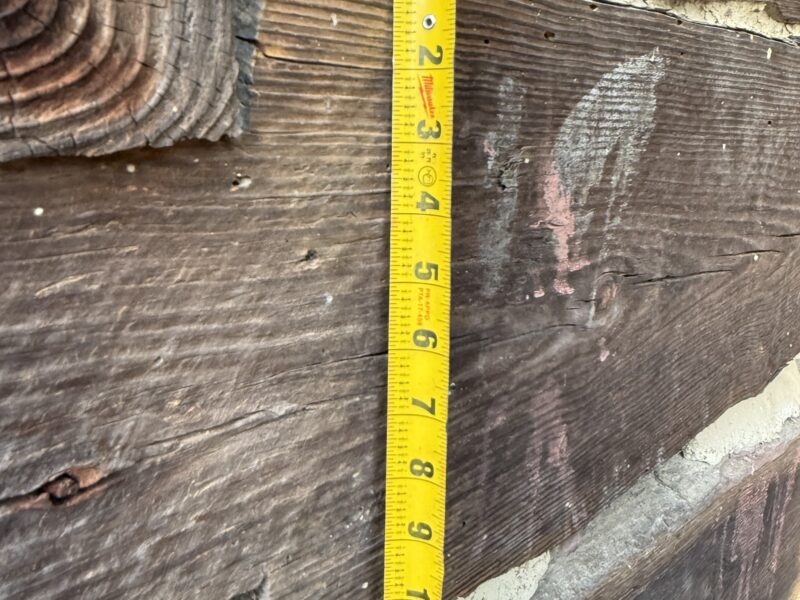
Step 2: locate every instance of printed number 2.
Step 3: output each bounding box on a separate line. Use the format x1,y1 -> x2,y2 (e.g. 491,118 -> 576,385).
419,45 -> 443,65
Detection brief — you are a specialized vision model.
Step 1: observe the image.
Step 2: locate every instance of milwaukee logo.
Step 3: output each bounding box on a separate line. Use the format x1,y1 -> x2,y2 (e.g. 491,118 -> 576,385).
417,74 -> 436,119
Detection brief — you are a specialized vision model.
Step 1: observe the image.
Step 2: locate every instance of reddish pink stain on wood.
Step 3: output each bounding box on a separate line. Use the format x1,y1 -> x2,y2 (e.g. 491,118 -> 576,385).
534,165 -> 589,295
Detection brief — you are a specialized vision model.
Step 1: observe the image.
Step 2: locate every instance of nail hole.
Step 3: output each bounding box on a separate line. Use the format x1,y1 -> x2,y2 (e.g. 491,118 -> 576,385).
484,39 -> 490,44
768,120 -> 773,125
230,174 -> 252,191
544,31 -> 556,40
676,19 -> 683,25
303,249 -> 318,262
589,3 -> 598,9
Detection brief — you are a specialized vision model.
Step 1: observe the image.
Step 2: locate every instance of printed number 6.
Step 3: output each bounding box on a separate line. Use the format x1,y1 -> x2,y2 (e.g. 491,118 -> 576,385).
413,329 -> 438,348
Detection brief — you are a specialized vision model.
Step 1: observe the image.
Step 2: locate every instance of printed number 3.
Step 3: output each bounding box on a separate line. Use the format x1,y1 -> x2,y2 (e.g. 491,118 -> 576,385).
417,120 -> 441,139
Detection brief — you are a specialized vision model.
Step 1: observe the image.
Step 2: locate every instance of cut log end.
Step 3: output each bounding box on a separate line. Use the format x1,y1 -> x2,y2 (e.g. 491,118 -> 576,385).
0,0 -> 263,162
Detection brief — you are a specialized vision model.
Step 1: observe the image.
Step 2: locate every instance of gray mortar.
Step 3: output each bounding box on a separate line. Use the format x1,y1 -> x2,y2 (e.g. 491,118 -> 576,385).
459,358 -> 800,600
594,0 -> 800,41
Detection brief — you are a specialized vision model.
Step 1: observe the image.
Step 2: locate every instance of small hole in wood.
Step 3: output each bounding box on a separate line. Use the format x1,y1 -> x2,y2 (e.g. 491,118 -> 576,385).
303,249 -> 318,262
768,120 -> 773,125
676,19 -> 683,25
484,39 -> 490,44
230,174 -> 252,191
589,3 -> 598,9
544,31 -> 556,40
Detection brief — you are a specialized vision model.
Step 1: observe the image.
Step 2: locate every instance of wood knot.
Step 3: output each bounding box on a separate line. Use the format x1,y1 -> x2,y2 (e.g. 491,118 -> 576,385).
42,466 -> 108,504
589,272 -> 622,327
0,0 -> 263,162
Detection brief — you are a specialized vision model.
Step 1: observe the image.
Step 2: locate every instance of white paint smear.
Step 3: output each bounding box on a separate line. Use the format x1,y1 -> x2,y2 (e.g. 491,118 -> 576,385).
480,76 -> 525,297
538,49 -> 664,294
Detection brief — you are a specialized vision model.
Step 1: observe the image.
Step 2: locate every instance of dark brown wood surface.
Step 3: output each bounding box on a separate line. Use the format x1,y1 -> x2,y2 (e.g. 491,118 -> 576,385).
594,438 -> 800,600
2,0 -> 800,598
0,0 -> 261,162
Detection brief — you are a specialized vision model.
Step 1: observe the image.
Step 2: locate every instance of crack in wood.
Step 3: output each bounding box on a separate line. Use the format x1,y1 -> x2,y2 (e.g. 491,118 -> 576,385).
0,466 -> 110,516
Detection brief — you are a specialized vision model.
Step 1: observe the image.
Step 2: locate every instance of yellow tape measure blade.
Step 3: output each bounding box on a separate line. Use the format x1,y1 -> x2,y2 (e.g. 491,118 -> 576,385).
385,0 -> 455,598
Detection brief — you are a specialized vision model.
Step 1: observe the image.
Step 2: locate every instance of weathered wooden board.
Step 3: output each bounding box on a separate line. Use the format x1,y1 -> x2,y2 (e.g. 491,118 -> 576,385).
2,0 -> 800,598
593,438 -> 800,600
0,0 -> 261,161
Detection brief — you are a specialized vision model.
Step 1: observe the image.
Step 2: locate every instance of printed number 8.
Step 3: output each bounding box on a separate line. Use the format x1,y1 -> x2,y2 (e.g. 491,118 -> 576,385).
410,458 -> 434,478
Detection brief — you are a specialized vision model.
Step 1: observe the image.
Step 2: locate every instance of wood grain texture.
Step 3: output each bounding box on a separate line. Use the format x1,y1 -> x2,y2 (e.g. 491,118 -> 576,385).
593,437 -> 800,600
0,0 -> 261,162
2,0 -> 800,598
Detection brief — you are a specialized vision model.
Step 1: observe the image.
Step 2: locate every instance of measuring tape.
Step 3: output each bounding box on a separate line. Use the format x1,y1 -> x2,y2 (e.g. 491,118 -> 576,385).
384,0 -> 455,598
